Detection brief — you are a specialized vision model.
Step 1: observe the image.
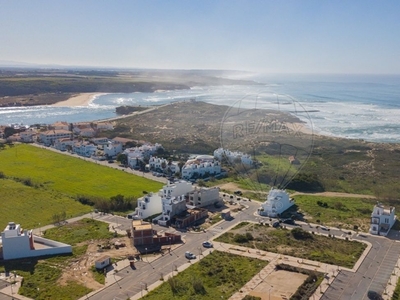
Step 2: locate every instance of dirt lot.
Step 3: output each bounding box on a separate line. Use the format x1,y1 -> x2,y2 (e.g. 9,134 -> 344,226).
249,270 -> 307,300
57,236 -> 136,290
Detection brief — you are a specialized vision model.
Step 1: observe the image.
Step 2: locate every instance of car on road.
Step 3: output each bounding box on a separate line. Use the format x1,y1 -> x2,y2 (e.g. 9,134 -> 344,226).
202,241 -> 213,248
108,160 -> 114,163
234,190 -> 242,195
185,251 -> 196,259
272,221 -> 280,228
282,219 -> 295,225
320,226 -> 330,231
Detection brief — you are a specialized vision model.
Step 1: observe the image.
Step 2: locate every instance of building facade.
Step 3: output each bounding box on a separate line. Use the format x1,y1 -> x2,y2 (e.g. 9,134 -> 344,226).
370,203 -> 396,236
258,189 -> 294,217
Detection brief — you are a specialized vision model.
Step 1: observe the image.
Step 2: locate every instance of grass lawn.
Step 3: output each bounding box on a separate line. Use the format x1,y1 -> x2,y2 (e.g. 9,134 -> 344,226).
141,251 -> 268,300
0,177 -> 91,229
0,144 -> 163,199
288,195 -> 399,231
215,223 -> 366,268
43,218 -> 115,245
392,277 -> 400,299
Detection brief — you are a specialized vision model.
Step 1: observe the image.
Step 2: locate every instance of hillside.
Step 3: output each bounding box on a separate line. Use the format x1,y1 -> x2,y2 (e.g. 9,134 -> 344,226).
106,101 -> 400,197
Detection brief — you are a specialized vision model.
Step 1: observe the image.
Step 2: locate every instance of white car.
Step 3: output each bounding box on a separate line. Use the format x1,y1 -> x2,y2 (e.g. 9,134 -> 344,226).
185,251 -> 196,259
202,241 -> 213,248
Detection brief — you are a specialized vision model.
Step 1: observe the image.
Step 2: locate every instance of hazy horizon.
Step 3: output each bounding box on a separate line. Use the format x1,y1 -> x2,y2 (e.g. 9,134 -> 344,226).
1,1 -> 400,74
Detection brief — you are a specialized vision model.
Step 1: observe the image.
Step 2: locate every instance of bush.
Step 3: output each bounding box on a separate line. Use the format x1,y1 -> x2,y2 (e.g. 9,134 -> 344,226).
291,228 -> 313,240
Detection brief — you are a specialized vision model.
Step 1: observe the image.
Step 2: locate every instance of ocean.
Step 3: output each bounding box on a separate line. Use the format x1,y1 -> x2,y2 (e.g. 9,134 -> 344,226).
1,74 -> 399,143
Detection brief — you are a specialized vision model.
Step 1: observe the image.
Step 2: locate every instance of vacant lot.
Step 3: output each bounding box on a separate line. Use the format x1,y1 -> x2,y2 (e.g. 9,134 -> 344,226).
141,251 -> 268,300
0,144 -> 163,198
216,222 -> 366,268
0,177 -> 90,229
0,219 -> 129,300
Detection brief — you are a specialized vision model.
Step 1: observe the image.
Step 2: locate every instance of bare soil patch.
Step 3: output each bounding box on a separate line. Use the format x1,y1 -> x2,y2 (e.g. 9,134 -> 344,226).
57,236 -> 136,290
249,270 -> 307,300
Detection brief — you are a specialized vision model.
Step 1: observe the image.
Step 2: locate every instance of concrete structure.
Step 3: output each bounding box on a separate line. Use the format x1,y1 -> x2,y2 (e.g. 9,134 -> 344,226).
258,189 -> 294,217
131,220 -> 181,247
174,208 -> 209,229
73,141 -> 97,157
95,255 -> 111,269
370,203 -> 396,236
104,141 -> 123,158
157,195 -> 187,226
0,222 -> 72,260
51,121 -> 69,131
188,187 -> 220,208
54,138 -> 75,151
214,148 -> 253,165
133,180 -> 194,220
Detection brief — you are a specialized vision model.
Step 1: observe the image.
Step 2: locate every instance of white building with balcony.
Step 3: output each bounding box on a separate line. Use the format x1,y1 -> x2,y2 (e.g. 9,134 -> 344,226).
0,222 -> 72,260
181,160 -> 221,180
39,130 -> 72,146
258,189 -> 294,217
214,148 -> 253,165
73,141 -> 97,157
370,203 -> 396,236
133,180 -> 194,220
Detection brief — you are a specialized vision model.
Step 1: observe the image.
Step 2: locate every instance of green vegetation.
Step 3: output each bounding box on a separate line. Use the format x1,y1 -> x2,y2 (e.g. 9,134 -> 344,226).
0,177 -> 90,229
43,218 -> 115,245
216,223 -> 366,268
392,277 -> 400,299
0,144 -> 162,198
141,251 -> 268,300
287,195 -> 400,231
0,144 -> 163,228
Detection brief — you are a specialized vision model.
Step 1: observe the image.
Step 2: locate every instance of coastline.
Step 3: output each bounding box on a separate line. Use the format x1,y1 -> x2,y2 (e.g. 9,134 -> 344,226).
51,93 -> 107,107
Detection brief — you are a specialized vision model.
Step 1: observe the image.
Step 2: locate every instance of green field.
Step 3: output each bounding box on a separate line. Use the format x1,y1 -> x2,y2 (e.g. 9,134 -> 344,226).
0,144 -> 163,228
0,178 -> 90,229
216,223 -> 366,268
288,194 -> 400,231
141,251 -> 268,300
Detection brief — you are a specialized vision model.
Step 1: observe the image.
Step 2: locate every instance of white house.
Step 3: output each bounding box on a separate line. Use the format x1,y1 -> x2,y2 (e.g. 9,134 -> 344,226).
133,180 -> 194,220
188,187 -> 220,208
0,222 -> 72,260
73,141 -> 97,157
20,129 -> 37,143
214,148 -> 253,165
157,195 -> 187,226
258,189 -> 294,217
54,138 -> 75,151
95,255 -> 111,269
104,141 -> 123,158
370,203 -> 396,236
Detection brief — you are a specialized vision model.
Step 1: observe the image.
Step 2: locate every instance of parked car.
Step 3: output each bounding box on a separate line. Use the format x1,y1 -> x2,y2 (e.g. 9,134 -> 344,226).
272,221 -> 280,228
108,160 -> 114,163
320,226 -> 330,231
234,190 -> 242,195
185,251 -> 196,259
202,241 -> 213,248
282,219 -> 295,225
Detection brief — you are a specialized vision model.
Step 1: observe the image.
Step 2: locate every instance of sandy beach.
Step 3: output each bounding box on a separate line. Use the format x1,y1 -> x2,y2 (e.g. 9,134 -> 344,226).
51,93 -> 106,107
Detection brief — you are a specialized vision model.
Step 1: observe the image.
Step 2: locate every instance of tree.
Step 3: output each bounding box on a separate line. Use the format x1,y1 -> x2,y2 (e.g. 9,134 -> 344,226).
116,153 -> 128,165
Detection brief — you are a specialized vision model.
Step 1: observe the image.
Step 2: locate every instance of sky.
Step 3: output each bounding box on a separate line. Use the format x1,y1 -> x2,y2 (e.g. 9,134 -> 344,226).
1,1 -> 400,74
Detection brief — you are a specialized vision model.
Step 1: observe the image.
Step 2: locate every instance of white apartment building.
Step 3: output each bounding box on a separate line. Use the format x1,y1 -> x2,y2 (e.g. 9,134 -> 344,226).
214,148 -> 253,165
133,180 -> 194,220
258,189 -> 294,217
39,130 -> 72,146
0,222 -> 72,260
370,203 -> 396,236
187,187 -> 220,208
181,160 -> 221,180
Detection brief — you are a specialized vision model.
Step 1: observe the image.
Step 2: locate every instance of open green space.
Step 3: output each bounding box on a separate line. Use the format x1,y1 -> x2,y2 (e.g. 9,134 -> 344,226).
43,218 -> 115,245
0,219 -> 113,300
141,251 -> 268,300
0,144 -> 163,199
0,177 -> 90,229
286,194 -> 400,231
215,222 -> 366,268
